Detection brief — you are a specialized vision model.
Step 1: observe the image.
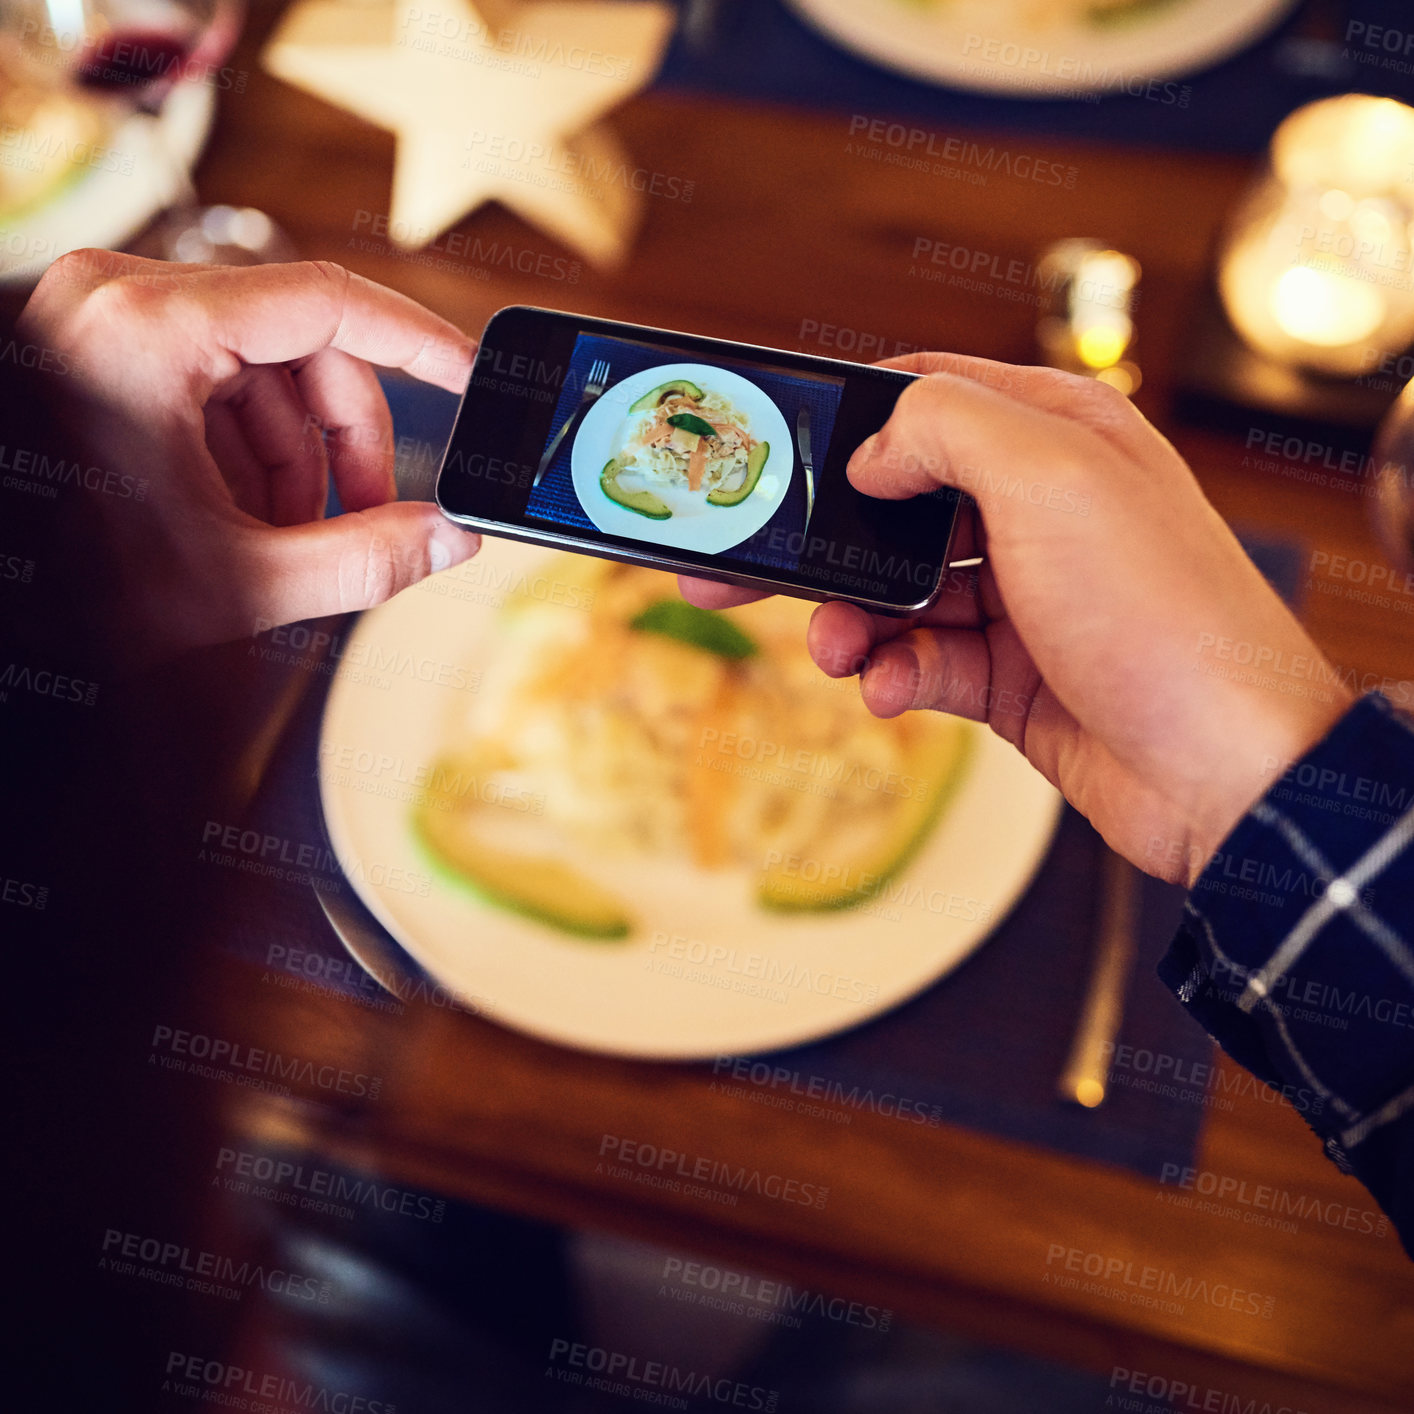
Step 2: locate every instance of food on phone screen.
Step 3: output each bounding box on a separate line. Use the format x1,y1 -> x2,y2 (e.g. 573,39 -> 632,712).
605,384 -> 768,515
628,377 -> 705,412
707,441 -> 770,507
600,459 -> 671,520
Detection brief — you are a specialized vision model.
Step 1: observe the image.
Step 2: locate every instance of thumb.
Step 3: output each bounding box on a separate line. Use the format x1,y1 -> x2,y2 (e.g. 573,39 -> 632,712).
245,501 -> 480,623
845,370 -> 1104,528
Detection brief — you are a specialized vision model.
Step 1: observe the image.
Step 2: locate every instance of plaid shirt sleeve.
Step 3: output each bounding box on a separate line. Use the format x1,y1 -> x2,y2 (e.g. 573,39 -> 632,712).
1157,692 -> 1414,1253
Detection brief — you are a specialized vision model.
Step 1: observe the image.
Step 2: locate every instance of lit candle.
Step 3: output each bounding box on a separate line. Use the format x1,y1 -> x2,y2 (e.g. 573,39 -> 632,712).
1218,95 -> 1414,378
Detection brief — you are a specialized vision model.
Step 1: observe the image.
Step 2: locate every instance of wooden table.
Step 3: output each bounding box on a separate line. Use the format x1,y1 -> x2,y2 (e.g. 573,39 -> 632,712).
187,10 -> 1414,1410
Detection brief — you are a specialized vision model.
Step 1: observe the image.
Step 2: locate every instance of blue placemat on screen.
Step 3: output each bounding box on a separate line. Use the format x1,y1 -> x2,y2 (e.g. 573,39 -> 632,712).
213,375 -> 1308,1181
524,334 -> 839,573
653,0 -> 1414,154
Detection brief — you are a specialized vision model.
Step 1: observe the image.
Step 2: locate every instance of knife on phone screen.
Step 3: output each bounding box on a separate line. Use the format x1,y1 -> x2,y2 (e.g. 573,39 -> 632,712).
796,406 -> 816,531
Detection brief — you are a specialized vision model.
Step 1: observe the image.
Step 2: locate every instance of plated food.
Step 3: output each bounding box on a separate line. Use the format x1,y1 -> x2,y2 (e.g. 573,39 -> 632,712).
412,558 -> 971,941
786,0 -> 1295,95
892,0 -> 1185,31
0,39 -> 109,219
317,539 -> 1062,1056
600,378 -> 769,521
569,362 -> 792,555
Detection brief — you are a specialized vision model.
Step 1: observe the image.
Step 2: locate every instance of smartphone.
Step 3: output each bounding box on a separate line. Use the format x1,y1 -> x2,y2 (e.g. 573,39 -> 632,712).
435,306 -> 961,613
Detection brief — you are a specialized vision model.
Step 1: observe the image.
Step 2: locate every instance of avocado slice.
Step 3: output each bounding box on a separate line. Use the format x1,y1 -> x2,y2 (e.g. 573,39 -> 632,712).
630,599 -> 758,660
629,378 -> 704,413
601,459 -> 671,520
707,441 -> 769,508
757,724 -> 974,912
414,768 -> 632,939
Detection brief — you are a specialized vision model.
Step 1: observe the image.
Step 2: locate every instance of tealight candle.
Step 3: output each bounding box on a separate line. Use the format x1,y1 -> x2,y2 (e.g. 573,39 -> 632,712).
1218,95 -> 1414,379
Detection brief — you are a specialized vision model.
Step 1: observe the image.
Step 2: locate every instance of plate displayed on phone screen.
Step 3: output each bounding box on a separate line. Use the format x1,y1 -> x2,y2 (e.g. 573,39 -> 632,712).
785,0 -> 1298,96
571,363 -> 793,555
318,541 -> 1063,1059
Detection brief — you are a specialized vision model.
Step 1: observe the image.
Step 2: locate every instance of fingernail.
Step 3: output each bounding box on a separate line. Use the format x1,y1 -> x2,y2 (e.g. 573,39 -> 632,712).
869,644 -> 920,707
429,522 -> 479,573
895,644 -> 922,699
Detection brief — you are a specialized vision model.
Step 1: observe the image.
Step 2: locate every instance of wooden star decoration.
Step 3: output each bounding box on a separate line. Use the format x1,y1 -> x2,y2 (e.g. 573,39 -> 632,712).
263,0 -> 674,265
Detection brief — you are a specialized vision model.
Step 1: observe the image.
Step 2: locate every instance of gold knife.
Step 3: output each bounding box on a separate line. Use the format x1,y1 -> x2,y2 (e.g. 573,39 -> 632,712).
1058,846 -> 1140,1108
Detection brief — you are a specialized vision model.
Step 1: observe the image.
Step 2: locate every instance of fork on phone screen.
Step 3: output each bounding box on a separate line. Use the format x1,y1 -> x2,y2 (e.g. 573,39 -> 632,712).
533,358 -> 611,487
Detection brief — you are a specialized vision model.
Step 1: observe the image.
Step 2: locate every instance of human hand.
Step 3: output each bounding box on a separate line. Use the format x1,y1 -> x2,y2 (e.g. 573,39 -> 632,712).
18,251 -> 480,654
682,354 -> 1352,887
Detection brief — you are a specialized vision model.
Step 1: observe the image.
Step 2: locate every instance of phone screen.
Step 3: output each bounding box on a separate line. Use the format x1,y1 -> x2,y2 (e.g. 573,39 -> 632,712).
436,307 -> 960,611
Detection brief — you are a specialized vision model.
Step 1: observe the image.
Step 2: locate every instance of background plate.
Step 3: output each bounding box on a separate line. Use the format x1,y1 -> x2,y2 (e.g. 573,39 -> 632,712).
784,0 -> 1299,96
0,80 -> 214,284
319,541 -> 1063,1059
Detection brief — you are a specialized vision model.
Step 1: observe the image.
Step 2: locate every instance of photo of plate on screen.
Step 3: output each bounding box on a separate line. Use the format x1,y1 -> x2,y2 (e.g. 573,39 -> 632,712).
318,541 -> 1062,1058
570,362 -> 793,555
785,0 -> 1298,96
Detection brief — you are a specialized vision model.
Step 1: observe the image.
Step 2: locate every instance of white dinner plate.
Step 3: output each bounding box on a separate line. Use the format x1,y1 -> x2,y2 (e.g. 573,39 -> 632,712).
318,541 -> 1063,1059
0,80 -> 214,285
569,362 -> 794,555
784,0 -> 1298,97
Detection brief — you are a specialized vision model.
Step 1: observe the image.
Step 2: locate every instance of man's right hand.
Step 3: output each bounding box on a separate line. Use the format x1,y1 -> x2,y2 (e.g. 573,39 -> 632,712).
684,354 -> 1354,887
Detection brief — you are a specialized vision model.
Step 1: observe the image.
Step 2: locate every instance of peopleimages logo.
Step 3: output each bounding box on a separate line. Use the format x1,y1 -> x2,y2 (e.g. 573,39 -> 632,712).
215,1147 -> 446,1224
1158,1163 -> 1388,1238
1099,1039 -> 1323,1117
710,1055 -> 943,1126
1109,1366 -> 1309,1414
547,1339 -> 779,1411
148,1024 -> 382,1100
660,1257 -> 892,1332
597,1135 -> 828,1209
1044,1244 -> 1275,1319
163,1352 -> 391,1412
100,1230 -> 329,1304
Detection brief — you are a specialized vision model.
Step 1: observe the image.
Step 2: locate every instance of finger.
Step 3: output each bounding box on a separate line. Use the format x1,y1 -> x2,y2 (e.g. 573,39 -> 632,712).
677,576 -> 771,610
806,562 -> 983,677
875,350 -> 1023,386
876,351 -> 1158,464
807,600 -> 878,677
19,248 -> 208,331
241,503 -> 481,621
861,626 -> 994,721
291,348 -> 395,512
203,399 -> 272,522
177,261 -> 473,396
218,364 -> 330,527
845,372 -> 1111,526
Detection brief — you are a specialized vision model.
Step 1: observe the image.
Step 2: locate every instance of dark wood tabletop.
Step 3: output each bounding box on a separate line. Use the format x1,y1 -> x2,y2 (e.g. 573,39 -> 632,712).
180,9 -> 1414,1410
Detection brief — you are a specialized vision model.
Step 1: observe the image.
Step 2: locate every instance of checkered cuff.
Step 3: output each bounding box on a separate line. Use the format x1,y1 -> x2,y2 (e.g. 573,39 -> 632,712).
1158,692 -> 1414,1246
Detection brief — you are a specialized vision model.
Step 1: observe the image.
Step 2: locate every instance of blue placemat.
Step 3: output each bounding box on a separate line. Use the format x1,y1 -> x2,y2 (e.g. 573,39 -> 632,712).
217,379 -> 1306,1181
523,333 -> 839,573
653,0 -> 1414,154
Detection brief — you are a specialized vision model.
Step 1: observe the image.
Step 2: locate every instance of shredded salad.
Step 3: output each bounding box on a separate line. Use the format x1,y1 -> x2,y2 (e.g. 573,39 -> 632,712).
617,387 -> 757,497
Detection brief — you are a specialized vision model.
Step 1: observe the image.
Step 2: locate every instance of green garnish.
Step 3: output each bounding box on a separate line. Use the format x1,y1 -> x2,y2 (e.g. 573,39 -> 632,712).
667,413 -> 718,440
630,600 -> 758,660
1087,0 -> 1182,27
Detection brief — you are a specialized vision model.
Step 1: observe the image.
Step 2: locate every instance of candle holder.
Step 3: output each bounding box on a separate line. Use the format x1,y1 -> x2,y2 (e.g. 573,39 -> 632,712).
1218,95 -> 1414,380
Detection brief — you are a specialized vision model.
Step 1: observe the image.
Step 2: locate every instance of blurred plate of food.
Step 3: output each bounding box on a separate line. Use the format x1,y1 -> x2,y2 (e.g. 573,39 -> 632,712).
784,0 -> 1299,96
318,542 -> 1062,1058
0,50 -> 213,284
572,363 -> 793,554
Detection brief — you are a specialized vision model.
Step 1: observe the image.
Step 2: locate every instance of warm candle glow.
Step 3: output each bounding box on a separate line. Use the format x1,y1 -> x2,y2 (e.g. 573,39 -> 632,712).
1077,324 -> 1130,369
1271,266 -> 1387,347
1219,95 -> 1414,377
